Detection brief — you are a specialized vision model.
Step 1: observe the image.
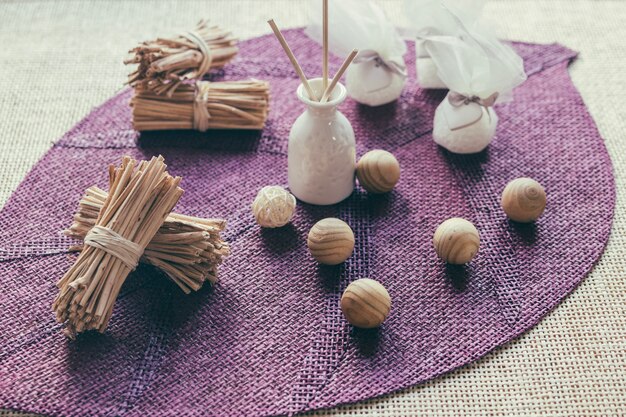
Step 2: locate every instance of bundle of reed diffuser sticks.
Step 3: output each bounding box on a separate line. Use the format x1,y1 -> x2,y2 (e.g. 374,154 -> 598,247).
65,186 -> 230,294
268,0 -> 358,103
126,19 -> 239,96
130,79 -> 270,131
54,156 -> 184,338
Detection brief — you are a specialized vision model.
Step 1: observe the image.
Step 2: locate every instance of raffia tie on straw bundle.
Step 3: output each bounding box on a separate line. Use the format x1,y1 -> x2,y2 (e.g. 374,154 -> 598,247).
131,79 -> 270,131
53,155 -> 184,338
83,225 -> 143,269
65,185 -> 230,295
125,19 -> 239,96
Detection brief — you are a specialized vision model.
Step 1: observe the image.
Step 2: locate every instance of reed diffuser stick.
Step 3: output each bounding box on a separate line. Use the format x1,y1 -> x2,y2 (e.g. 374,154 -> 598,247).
320,48 -> 359,103
322,0 -> 329,92
267,19 -> 317,100
65,186 -> 230,294
131,80 -> 270,131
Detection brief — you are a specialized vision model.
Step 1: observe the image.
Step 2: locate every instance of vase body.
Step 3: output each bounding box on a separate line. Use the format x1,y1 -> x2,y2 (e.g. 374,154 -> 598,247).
415,40 -> 447,90
432,92 -> 498,154
346,59 -> 406,106
288,78 -> 356,205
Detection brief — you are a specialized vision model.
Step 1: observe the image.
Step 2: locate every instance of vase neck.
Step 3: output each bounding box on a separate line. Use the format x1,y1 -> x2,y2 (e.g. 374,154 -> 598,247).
306,104 -> 339,118
296,77 -> 347,118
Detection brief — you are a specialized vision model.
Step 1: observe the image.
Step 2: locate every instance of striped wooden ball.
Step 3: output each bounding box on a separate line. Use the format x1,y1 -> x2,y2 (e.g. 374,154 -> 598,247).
356,150 -> 401,193
433,217 -> 480,264
307,218 -> 355,265
501,177 -> 546,223
340,278 -> 391,328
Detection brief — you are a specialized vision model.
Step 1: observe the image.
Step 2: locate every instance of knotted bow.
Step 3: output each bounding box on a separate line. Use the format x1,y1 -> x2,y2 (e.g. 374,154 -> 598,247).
447,92 -> 499,131
448,92 -> 499,108
353,49 -> 407,78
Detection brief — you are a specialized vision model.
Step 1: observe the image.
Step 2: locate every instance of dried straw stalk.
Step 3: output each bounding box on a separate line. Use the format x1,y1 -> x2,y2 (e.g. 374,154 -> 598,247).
53,156 -> 183,338
131,80 -> 270,131
126,19 -> 239,96
65,185 -> 230,295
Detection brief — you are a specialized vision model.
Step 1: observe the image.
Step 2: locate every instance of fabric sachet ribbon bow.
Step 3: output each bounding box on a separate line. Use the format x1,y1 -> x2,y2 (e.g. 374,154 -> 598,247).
353,49 -> 408,78
447,91 -> 499,131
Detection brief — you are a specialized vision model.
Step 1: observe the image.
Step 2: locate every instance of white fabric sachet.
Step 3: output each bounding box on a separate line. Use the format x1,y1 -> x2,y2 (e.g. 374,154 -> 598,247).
405,0 -> 485,89
306,0 -> 407,106
423,8 -> 527,154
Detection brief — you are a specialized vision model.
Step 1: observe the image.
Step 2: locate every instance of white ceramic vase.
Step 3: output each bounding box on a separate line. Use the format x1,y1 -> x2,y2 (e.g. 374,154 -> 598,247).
415,40 -> 447,90
346,58 -> 406,106
432,92 -> 498,154
288,78 -> 356,205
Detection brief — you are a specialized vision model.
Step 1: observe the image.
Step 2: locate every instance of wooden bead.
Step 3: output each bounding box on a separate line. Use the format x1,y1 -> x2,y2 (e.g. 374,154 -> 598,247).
307,218 -> 355,265
433,218 -> 480,264
340,278 -> 391,328
501,178 -> 546,223
356,150 -> 400,193
251,186 -> 296,228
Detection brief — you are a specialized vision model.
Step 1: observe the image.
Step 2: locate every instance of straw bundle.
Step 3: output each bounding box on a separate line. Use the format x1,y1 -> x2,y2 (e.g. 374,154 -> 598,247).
131,80 -> 270,131
126,20 -> 239,96
53,156 -> 183,338
65,185 -> 230,294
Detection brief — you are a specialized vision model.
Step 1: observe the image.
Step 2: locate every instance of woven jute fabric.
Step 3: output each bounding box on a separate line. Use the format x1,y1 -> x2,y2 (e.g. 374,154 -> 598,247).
0,28 -> 614,417
0,1 -> 625,417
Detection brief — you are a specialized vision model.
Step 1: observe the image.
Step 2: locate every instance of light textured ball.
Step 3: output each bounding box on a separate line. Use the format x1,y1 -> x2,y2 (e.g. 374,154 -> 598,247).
251,186 -> 296,228
340,278 -> 391,328
307,218 -> 355,265
356,150 -> 401,193
501,178 -> 546,223
433,218 -> 480,264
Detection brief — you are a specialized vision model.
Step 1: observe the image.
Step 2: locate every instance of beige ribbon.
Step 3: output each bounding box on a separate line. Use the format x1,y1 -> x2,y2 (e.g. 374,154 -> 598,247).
193,81 -> 212,132
83,225 -> 143,270
353,49 -> 408,78
183,31 -> 213,79
448,92 -> 499,131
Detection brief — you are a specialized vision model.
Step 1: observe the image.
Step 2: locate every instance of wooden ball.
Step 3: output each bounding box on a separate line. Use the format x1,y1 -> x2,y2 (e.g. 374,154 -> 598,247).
307,218 -> 355,265
356,150 -> 400,193
340,278 -> 391,328
433,218 -> 480,264
501,178 -> 546,223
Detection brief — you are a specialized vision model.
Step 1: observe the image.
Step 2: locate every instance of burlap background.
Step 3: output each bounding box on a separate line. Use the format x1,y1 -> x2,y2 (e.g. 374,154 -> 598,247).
0,1 -> 624,416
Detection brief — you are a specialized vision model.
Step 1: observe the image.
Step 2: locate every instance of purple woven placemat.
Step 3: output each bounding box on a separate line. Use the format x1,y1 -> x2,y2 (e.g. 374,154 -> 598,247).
0,29 -> 615,417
